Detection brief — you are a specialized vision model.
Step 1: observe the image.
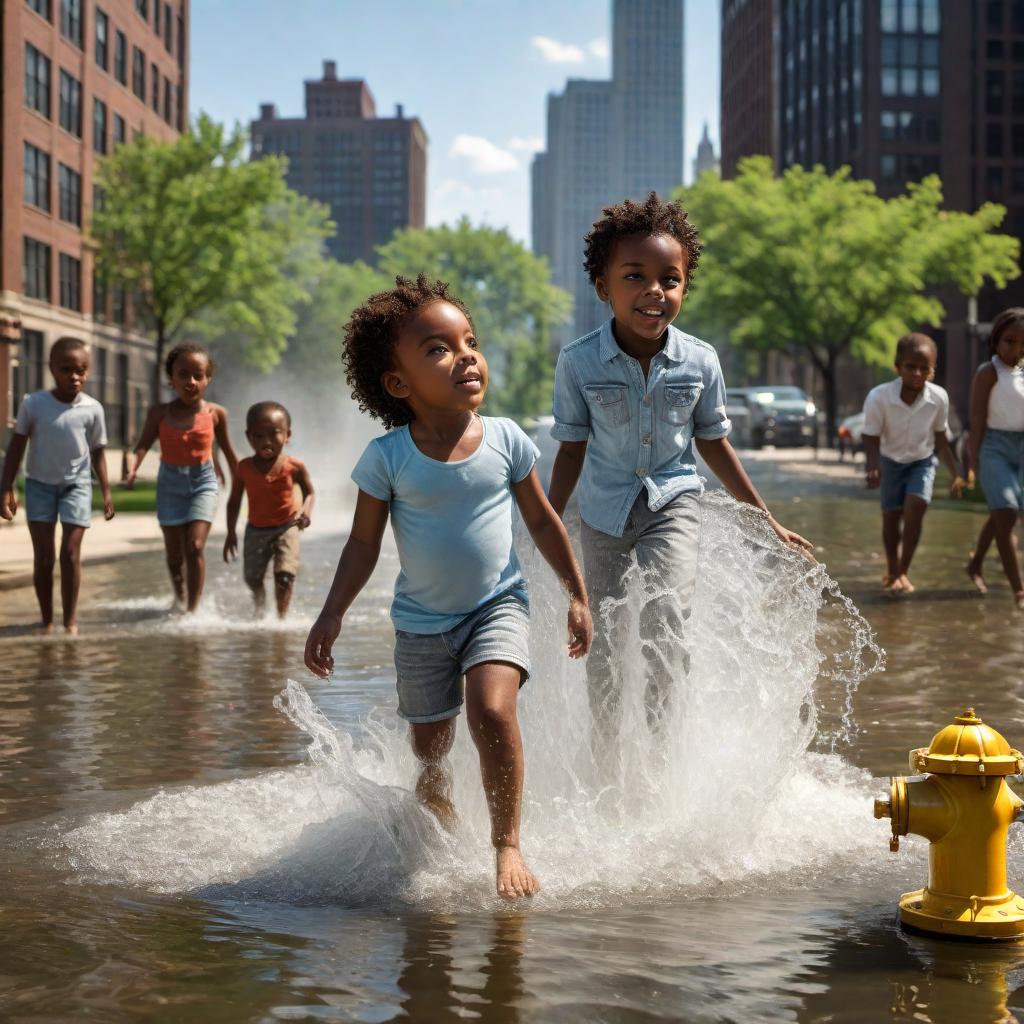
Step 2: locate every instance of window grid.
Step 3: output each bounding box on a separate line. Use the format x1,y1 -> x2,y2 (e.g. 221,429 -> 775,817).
132,47 -> 145,101
114,31 -> 127,84
93,98 -> 108,154
24,44 -> 51,118
23,237 -> 52,301
59,253 -> 82,311
59,0 -> 82,48
23,143 -> 51,211
95,8 -> 109,70
58,163 -> 82,226
59,70 -> 83,137
113,113 -> 126,145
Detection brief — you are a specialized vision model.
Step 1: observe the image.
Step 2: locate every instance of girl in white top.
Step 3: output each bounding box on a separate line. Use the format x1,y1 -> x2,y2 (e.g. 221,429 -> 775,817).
966,308 -> 1024,607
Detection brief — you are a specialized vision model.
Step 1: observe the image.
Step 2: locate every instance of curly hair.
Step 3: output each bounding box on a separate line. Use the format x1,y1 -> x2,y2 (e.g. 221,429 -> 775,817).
342,274 -> 474,430
165,343 -> 214,380
988,307 -> 1024,358
583,192 -> 703,285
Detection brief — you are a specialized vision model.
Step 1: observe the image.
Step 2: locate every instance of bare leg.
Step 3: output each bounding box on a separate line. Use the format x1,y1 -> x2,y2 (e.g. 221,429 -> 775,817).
183,520 -> 212,612
465,661 -> 539,899
161,524 -> 187,608
967,515 -> 997,594
896,496 -> 927,593
274,571 -> 294,618
28,520 -> 57,630
991,508 -> 1024,606
410,718 -> 456,830
882,509 -> 903,589
248,580 -> 267,617
58,524 -> 86,633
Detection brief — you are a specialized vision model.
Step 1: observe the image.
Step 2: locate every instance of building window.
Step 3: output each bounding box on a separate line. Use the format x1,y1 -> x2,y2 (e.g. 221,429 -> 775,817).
23,237 -> 52,300
95,8 -> 109,70
93,98 -> 108,154
988,122 -> 1005,157
922,69 -> 940,97
59,0 -> 82,47
151,63 -> 160,112
26,0 -> 51,20
175,84 -> 184,131
164,3 -> 172,52
135,0 -> 148,17
24,44 -> 51,118
922,0 -> 940,32
114,30 -> 127,84
1013,167 -> 1024,192
1013,71 -> 1024,114
881,0 -> 898,31
112,284 -> 126,325
113,113 -> 126,145
93,274 -> 108,324
88,346 -> 108,403
987,71 -> 1006,114
23,143 -> 51,211
989,1 -> 1005,32
987,165 -> 1005,197
59,253 -> 82,310
59,70 -> 82,137
58,164 -> 82,226
881,154 -> 898,182
1014,124 -> 1024,158
163,77 -> 172,124
132,47 -> 145,101
14,329 -> 46,414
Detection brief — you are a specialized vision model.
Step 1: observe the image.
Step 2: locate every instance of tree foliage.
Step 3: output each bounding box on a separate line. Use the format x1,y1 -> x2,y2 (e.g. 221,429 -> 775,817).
90,114 -> 332,397
676,157 -> 1020,432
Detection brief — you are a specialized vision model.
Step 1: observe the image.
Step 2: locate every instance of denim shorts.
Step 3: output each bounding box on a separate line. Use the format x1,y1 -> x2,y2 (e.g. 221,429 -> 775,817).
24,476 -> 92,527
880,454 -> 936,511
979,429 -> 1024,511
156,461 -> 218,526
392,591 -> 531,724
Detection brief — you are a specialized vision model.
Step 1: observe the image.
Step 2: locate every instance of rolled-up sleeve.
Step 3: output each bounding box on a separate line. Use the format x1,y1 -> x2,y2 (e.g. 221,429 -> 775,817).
550,349 -> 591,442
692,350 -> 731,440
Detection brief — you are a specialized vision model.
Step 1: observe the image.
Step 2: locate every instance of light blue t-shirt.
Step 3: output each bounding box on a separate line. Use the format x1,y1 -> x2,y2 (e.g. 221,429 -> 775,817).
14,390 -> 107,485
351,416 -> 540,634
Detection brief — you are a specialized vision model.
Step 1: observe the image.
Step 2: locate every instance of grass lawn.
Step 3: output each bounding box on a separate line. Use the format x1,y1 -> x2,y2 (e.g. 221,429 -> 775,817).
15,479 -> 158,514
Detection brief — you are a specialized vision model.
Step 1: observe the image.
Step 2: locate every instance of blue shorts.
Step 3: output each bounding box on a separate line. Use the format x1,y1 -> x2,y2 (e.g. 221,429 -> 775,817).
979,429 -> 1024,511
156,461 -> 218,526
880,454 -> 936,511
392,591 -> 531,724
24,476 -> 92,527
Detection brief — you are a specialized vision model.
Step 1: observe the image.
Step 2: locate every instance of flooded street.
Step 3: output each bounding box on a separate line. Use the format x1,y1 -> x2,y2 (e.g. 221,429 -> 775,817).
4,454 -> 1024,1023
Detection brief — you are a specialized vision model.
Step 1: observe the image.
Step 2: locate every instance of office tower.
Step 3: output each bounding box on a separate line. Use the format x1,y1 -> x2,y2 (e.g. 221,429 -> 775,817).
692,121 -> 719,180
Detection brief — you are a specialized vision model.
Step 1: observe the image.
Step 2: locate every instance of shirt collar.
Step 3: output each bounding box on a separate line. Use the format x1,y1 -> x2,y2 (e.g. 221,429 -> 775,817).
600,320 -> 688,364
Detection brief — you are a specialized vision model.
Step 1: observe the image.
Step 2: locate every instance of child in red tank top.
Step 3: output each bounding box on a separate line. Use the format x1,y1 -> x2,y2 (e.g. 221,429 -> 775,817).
223,401 -> 314,618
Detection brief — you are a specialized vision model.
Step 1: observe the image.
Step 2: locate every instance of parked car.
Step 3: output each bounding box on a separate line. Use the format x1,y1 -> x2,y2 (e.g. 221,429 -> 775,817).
724,388 -> 754,447
731,385 -> 817,448
836,412 -> 865,461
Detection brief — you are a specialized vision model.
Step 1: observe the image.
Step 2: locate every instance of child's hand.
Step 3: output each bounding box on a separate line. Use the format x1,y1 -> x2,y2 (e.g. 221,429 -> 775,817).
123,469 -> 137,490
103,493 -> 115,520
296,513 -> 311,530
223,531 -> 238,562
767,516 -> 815,555
1,488 -> 17,520
865,467 -> 880,489
950,476 -> 968,498
567,596 -> 592,659
967,469 -> 977,490
305,612 -> 342,678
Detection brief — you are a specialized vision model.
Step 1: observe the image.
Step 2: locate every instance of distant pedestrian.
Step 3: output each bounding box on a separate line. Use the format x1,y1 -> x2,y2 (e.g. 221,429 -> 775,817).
862,332 -> 966,594
126,344 -> 238,612
965,309 -> 1024,607
223,401 -> 314,618
0,337 -> 114,634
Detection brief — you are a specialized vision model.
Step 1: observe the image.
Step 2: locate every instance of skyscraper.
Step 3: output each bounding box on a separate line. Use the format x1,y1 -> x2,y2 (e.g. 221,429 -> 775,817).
692,122 -> 719,180
250,61 -> 427,265
532,0 -> 685,344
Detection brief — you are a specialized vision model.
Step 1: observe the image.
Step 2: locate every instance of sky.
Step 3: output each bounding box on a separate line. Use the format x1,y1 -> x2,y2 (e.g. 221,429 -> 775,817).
189,0 -> 721,246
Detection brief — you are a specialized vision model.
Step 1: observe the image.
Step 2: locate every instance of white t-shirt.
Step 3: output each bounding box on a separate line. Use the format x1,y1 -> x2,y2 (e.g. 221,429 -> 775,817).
862,379 -> 948,463
987,356 -> 1024,431
13,390 -> 108,485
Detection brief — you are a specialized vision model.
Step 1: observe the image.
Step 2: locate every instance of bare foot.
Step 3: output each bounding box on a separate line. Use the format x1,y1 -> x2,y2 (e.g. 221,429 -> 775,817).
897,574 -> 915,594
885,575 -> 904,594
966,556 -> 988,595
420,792 -> 457,833
495,845 -> 540,900
881,574 -> 895,590
1016,591 -> 1024,611
64,623 -> 79,636
37,622 -> 54,635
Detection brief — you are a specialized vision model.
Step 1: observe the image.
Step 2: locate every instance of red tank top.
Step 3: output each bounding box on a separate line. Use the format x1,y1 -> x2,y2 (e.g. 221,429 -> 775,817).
159,407 -> 215,465
239,455 -> 300,528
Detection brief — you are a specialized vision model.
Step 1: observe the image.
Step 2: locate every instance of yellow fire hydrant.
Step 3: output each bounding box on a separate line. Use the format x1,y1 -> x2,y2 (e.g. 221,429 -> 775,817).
874,709 -> 1024,940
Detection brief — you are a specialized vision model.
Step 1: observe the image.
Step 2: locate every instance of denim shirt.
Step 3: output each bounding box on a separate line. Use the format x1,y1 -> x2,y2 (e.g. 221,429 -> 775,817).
551,319 -> 731,537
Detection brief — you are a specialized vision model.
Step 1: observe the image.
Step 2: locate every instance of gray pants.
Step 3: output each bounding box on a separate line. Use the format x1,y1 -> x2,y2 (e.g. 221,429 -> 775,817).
580,490 -> 702,732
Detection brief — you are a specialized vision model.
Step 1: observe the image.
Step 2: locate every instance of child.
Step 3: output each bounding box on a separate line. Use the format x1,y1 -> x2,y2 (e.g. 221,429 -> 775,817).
862,332 -> 966,593
304,275 -> 592,899
0,337 -> 114,633
547,193 -> 811,738
223,401 -> 314,618
966,308 -> 1024,607
126,344 -> 237,612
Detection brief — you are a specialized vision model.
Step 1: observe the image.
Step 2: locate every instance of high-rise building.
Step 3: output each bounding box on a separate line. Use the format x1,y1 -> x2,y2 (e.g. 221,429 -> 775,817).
251,61 -> 427,265
720,0 -> 1024,417
1,0 -> 189,444
692,122 -> 719,180
532,0 -> 685,344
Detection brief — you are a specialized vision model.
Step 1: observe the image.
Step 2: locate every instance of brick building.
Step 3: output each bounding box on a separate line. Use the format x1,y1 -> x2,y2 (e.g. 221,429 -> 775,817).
250,61 -> 427,265
1,0 -> 189,448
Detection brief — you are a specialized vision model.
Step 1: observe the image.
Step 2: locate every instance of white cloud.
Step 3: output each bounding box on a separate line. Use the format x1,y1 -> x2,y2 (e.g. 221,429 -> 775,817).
507,135 -> 544,154
531,35 -> 585,64
449,134 -> 519,174
589,37 -> 610,59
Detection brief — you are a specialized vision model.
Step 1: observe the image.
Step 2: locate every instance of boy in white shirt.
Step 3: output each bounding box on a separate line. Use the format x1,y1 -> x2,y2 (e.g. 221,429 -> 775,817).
862,333 -> 966,593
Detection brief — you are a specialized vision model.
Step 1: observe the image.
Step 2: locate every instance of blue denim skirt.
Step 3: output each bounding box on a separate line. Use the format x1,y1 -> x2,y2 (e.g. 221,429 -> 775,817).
979,429 -> 1024,511
156,461 -> 218,526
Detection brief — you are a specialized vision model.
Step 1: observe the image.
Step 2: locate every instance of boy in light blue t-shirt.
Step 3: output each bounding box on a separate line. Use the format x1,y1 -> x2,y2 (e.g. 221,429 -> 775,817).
304,275 -> 592,901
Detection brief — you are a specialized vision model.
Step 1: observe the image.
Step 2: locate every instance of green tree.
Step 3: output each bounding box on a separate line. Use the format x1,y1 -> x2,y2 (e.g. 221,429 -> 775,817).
377,220 -> 570,419
676,157 -> 1020,436
90,114 -> 332,400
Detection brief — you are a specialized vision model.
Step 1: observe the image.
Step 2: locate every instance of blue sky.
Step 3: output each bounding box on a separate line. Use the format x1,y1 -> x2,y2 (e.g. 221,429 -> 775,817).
190,1 -> 720,245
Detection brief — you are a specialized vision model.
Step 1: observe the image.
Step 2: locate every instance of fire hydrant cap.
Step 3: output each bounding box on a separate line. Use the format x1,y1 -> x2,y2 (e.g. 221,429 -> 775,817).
910,709 -> 1024,776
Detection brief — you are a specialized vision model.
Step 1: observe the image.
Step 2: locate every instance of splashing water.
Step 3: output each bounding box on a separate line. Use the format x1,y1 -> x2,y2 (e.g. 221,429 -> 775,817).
64,491 -> 890,910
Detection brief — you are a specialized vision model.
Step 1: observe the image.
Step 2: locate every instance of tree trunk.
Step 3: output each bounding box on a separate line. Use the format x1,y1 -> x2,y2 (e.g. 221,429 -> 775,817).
152,321 -> 166,407
821,349 -> 839,448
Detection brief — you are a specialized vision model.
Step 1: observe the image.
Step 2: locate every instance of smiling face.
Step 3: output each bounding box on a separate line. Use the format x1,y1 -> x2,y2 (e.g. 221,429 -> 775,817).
995,324 -> 1024,368
895,342 -> 936,395
246,409 -> 291,461
595,233 -> 688,348
49,344 -> 90,402
383,300 -> 488,417
168,351 -> 212,404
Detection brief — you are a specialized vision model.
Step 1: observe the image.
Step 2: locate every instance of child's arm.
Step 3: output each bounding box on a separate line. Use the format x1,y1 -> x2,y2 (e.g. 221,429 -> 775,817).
0,433 -> 29,520
126,405 -> 162,488
212,404 -> 239,480
222,472 -> 246,562
934,432 -> 967,497
293,459 -> 315,529
548,441 -> 587,518
92,447 -> 115,520
694,436 -> 814,551
513,468 -> 593,659
304,490 -> 389,678
862,434 -> 881,488
969,365 -> 997,482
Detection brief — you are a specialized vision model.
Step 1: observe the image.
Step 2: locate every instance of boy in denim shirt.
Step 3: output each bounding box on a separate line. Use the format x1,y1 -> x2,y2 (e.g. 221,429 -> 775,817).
548,194 -> 811,736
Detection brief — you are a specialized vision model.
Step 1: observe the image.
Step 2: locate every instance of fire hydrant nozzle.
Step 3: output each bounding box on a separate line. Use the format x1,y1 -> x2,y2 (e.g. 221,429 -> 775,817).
874,709 -> 1024,941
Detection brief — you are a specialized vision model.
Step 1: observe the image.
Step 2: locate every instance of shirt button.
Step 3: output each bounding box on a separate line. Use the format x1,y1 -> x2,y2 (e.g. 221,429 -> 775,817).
642,435 -> 651,445
643,394 -> 651,405
594,395 -> 603,403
